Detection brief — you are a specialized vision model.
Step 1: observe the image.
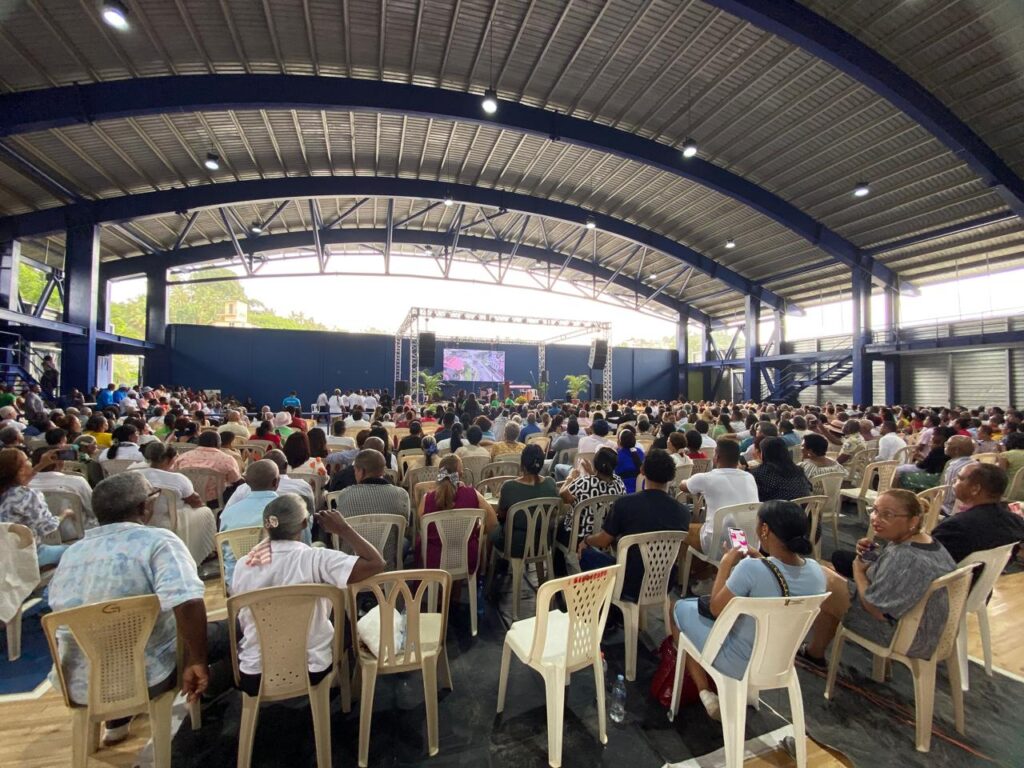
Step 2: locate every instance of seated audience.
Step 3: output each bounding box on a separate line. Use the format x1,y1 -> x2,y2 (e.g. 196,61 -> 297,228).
230,496 -> 385,694
47,472 -> 214,745
490,445 -> 558,558
176,431 -> 244,504
326,420 -> 355,450
931,463 -> 1024,564
219,459 -> 282,587
684,430 -> 707,460
834,420 -> 865,465
283,431 -> 328,477
556,447 -> 626,565
253,420 -> 281,447
673,500 -> 825,720
334,448 -> 410,565
217,410 -> 250,442
750,436 -> 812,502
490,422 -> 527,461
667,432 -> 694,468
615,428 -> 645,494
398,420 -> 424,452
895,426 -> 956,491
997,432 -> 1024,498
228,448 -> 314,512
98,424 -> 145,463
28,438 -> 96,529
876,420 -> 907,461
938,435 -> 975,515
0,447 -> 73,566
455,425 -> 490,460
83,413 -> 112,448
799,433 -> 847,483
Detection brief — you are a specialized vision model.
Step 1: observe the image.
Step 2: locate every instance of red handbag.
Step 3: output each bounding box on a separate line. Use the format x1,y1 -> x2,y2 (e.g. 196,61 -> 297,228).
650,637 -> 694,708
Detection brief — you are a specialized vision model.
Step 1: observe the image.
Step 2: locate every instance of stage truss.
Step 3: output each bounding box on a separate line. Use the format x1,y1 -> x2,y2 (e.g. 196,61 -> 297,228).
395,308 -> 612,403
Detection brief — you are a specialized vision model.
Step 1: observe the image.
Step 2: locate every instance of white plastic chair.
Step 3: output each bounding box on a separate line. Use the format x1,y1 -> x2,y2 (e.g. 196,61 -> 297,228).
420,508 -> 485,636
497,565 -> 621,768
227,584 -> 348,768
839,460 -> 898,520
825,564 -> 976,752
179,466 -> 227,509
916,485 -> 948,534
841,448 -> 872,489
0,523 -> 40,661
41,489 -> 88,542
791,495 -> 828,561
100,458 -> 137,477
333,513 -> 408,572
673,463 -> 694,484
669,593 -> 829,768
811,473 -> 844,550
679,502 -> 761,596
1004,466 -> 1024,501
475,475 -> 515,505
611,530 -> 685,681
215,526 -> 264,598
460,454 -> 491,486
956,543 -> 1015,691
554,494 -> 619,575
42,595 -> 176,768
690,457 -> 712,475
481,460 -> 521,480
485,496 -> 561,620
350,570 -> 453,768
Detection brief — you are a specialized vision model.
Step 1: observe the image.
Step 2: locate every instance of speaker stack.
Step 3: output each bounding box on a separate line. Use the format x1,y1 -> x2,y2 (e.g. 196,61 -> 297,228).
588,339 -> 608,369
418,332 -> 436,368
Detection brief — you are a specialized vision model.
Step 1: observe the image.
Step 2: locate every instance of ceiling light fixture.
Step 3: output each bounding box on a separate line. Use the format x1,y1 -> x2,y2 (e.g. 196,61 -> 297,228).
249,222 -> 263,235
101,0 -> 129,30
585,217 -> 597,230
725,238 -> 736,249
853,181 -> 870,197
204,152 -> 220,171
681,138 -> 698,159
650,272 -> 659,280
482,89 -> 498,115
443,194 -> 454,207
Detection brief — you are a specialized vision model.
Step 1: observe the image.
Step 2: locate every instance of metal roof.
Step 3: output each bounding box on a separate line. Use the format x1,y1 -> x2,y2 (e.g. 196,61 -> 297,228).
0,0 -> 1021,323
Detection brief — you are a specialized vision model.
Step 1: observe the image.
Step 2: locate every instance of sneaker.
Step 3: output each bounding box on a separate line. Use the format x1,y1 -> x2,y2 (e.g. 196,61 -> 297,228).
699,690 -> 721,721
796,645 -> 827,671
690,578 -> 714,597
101,720 -> 132,746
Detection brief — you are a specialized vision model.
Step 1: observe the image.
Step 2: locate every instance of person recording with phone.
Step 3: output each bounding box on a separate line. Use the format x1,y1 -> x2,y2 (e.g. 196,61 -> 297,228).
799,489 -> 956,668
670,500 -> 825,721
28,429 -> 96,530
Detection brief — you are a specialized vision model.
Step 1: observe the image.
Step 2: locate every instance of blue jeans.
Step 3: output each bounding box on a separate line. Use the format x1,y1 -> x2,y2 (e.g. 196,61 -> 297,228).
580,547 -> 616,571
38,543 -> 69,567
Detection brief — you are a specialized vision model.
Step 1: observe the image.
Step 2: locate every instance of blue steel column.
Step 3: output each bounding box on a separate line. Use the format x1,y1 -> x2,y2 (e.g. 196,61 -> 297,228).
742,296 -> 760,401
882,288 -> 901,404
702,323 -> 714,400
851,269 -> 873,406
62,224 -> 99,392
676,309 -> 690,399
0,238 -> 21,311
144,270 -> 169,386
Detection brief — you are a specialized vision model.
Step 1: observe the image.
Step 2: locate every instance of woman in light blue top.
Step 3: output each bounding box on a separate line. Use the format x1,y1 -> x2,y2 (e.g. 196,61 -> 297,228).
672,500 -> 825,721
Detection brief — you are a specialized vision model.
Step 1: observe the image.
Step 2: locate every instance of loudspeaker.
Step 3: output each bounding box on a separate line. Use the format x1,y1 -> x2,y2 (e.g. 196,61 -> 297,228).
589,339 -> 608,369
541,369 -> 549,384
418,332 -> 436,368
594,382 -> 603,400
395,379 -> 409,398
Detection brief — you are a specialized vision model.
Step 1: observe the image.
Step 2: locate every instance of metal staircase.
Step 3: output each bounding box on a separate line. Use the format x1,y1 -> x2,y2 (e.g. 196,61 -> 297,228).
767,352 -> 854,404
0,331 -> 41,391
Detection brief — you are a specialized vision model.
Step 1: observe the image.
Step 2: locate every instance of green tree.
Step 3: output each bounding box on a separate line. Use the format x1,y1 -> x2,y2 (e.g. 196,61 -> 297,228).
108,294 -> 146,338
563,374 -> 592,399
18,263 -> 63,314
167,270 -> 247,326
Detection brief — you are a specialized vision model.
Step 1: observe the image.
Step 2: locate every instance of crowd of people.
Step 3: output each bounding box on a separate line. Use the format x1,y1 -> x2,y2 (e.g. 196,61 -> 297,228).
3,381 -> 1023,746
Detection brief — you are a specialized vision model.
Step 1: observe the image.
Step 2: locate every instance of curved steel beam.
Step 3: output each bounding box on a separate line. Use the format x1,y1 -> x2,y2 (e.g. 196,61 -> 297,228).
0,176 -> 788,318
0,74 -> 892,287
97,226 -> 706,323
707,0 -> 1024,218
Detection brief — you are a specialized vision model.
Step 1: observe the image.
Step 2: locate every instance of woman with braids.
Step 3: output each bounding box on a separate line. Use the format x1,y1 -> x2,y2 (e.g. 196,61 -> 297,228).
97,424 -> 144,463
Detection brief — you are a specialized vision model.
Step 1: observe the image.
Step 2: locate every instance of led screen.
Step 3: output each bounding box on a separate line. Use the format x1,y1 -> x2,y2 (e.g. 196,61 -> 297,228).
442,348 -> 506,382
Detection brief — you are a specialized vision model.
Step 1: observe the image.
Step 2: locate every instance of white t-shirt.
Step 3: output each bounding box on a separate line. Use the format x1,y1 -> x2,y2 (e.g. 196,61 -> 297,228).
231,540 -> 357,675
343,417 -> 369,429
363,396 -> 378,412
700,433 -> 718,450
670,452 -> 693,468
98,443 -> 145,462
578,434 -> 615,454
133,466 -> 195,502
29,472 -> 94,519
877,432 -> 907,461
225,476 -> 314,509
685,468 -> 760,553
326,435 -> 356,449
328,396 -> 345,415
348,394 -> 364,409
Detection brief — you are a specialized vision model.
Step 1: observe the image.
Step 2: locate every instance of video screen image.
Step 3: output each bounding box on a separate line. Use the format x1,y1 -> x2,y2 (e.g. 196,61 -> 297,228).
442,348 -> 506,382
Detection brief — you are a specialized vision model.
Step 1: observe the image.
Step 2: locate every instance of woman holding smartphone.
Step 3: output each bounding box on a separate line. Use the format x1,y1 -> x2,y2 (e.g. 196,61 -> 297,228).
800,489 -> 956,667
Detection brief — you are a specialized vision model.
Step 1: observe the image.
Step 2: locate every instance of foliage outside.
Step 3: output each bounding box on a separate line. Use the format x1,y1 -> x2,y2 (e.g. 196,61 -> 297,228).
563,374 -> 591,399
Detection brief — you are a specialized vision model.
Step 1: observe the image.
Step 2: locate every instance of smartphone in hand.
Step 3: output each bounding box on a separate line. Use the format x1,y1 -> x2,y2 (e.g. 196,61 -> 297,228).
727,527 -> 748,550
859,542 -> 880,562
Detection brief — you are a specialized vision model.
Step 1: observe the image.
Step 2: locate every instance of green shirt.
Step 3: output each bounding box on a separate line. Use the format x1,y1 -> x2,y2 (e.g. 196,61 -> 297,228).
497,477 -> 559,556
0,392 -> 15,409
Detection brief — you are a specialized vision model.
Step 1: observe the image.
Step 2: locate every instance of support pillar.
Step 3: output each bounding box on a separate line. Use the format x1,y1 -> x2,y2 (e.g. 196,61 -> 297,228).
62,224 -> 99,393
882,287 -> 901,404
144,270 -> 170,386
676,310 -> 690,399
742,296 -> 760,401
701,322 -> 713,400
0,238 -> 22,311
851,269 -> 873,406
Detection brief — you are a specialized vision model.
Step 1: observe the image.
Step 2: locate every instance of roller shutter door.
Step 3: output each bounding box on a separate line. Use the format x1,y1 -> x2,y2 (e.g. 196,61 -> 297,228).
902,354 -> 949,407
952,350 -> 1009,408
873,360 -> 886,405
1011,349 -> 1024,408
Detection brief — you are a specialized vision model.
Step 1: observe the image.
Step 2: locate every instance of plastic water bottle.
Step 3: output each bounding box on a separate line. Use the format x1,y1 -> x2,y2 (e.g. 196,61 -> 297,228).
609,674 -> 626,723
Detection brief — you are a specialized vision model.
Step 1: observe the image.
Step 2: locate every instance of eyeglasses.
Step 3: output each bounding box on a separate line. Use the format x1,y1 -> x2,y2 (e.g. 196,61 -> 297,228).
870,509 -> 913,522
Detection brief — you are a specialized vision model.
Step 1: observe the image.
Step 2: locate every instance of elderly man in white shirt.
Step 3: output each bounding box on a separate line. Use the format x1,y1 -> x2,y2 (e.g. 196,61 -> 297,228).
217,410 -> 251,442
876,419 -> 907,461
224,448 -> 315,512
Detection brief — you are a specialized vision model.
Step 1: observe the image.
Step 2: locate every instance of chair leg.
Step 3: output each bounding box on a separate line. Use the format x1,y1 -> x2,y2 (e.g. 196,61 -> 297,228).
510,560 -> 524,621
679,550 -> 693,594
910,659 -> 937,752
310,678 -> 333,768
945,658 -> 966,735
787,672 -> 808,768
719,678 -> 748,768
237,694 -> 260,768
668,641 -> 687,722
497,640 -> 512,714
358,663 -> 379,768
831,511 -> 839,551
485,552 -> 497,592
5,606 -> 22,661
543,666 -> 567,768
957,615 -> 970,692
593,654 -> 607,745
440,647 -> 454,690
467,575 -> 478,637
149,691 -> 175,768
871,654 -> 888,683
339,652 -> 353,713
619,602 -> 639,682
70,710 -> 91,768
977,608 -> 993,677
823,633 -> 845,700
422,657 -> 441,756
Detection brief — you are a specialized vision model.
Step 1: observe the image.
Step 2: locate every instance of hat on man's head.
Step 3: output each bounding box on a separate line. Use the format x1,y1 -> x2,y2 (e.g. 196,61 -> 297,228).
273,411 -> 291,428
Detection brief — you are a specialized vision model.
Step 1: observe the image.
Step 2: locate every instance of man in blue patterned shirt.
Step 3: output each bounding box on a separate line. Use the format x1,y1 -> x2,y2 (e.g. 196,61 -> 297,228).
48,472 -> 211,745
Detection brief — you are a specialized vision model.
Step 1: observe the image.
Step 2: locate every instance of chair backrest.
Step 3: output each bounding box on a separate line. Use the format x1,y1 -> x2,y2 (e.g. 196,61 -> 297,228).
101,459 -> 137,477
915,485 -> 948,533
531,565 -> 621,668
460,454 -> 491,486
391,428 -> 411,448
147,488 -> 180,532
237,442 -> 267,465
613,531 -> 685,606
1005,466 -> 1024,501
349,569 -> 451,671
673,463 -> 694,484
811,473 -> 844,518
333,513 -> 408,571
526,434 -> 550,452
42,595 -> 161,718
179,467 -> 227,506
858,460 -> 897,497
863,439 -> 879,454
791,495 -> 828,543
892,446 -> 911,465
845,448 -> 872,486
576,452 -> 596,468
300,472 -> 325,511
789,444 -> 803,464
412,480 -> 438,512
215,526 -> 264,593
405,465 -> 439,490
41,490 -> 87,541
502,496 -> 561,562
708,502 -> 762,559
482,460 -> 520,480
552,447 -> 578,468
61,460 -> 89,479
383,468 -> 400,485
959,543 -> 1016,614
475,475 -> 514,501
0,523 -> 39,615
420,508 -> 485,577
973,452 -> 999,465
227,584 -> 345,700
889,564 -> 976,661
635,436 -> 655,452
397,449 -> 425,478
690,458 -> 712,475
170,442 -> 198,454
701,593 -> 829,688
566,494 -> 620,545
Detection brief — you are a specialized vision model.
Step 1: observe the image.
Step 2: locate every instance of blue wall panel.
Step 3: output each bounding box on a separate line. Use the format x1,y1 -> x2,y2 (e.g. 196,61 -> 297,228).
167,325 -> 676,405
